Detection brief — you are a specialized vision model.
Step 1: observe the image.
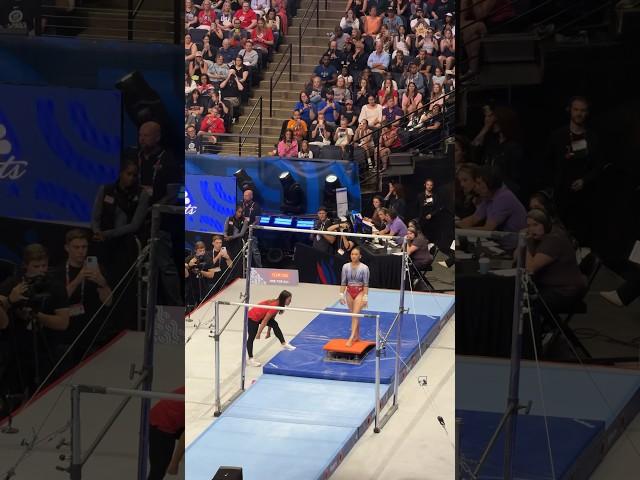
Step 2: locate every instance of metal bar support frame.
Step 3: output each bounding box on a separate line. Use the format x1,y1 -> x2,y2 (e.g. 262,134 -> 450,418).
68,384 -> 184,480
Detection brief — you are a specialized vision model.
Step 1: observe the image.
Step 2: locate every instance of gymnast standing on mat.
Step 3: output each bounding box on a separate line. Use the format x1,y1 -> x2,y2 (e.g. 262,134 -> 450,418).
339,247 -> 370,346
246,289 -> 296,367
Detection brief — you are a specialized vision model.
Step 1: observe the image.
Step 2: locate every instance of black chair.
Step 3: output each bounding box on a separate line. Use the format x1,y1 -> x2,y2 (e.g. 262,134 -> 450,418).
543,252 -> 602,359
0,259 -> 17,284
309,144 -> 322,158
410,243 -> 438,291
319,145 -> 343,160
188,28 -> 208,44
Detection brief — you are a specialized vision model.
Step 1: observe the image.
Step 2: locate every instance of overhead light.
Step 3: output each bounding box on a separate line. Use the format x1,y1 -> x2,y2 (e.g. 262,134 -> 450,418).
279,171 -> 305,214
234,169 -> 255,192
323,174 -> 342,211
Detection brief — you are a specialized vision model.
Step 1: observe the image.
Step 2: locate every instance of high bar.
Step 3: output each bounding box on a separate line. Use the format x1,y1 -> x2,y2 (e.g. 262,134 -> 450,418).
251,224 -> 399,240
218,300 -> 380,318
76,385 -> 184,401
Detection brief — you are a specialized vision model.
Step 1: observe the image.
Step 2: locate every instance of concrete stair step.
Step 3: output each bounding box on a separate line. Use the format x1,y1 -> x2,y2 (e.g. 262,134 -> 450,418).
252,90 -> 307,101
263,62 -> 323,74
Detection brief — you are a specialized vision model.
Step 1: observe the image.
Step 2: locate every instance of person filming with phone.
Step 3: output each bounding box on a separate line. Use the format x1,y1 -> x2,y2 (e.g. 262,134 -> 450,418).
210,235 -> 233,294
52,229 -> 113,364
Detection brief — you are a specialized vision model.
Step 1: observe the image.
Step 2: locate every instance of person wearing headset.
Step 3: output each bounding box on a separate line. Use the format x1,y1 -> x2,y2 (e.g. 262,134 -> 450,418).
525,208 -> 586,319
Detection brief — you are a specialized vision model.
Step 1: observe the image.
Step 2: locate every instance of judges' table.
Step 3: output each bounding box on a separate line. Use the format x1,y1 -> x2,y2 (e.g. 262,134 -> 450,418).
455,254 -> 541,359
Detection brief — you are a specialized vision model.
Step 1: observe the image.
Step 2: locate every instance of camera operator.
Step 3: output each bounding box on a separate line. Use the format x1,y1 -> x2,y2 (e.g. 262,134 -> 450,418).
0,244 -> 69,395
185,241 -> 215,306
327,218 -> 355,257
52,229 -> 113,362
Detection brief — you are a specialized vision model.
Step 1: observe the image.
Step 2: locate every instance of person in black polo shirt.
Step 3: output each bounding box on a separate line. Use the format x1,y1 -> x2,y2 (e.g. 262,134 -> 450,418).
224,204 -> 249,280
312,206 -> 336,255
184,124 -> 202,154
135,121 -> 181,204
241,189 -> 263,267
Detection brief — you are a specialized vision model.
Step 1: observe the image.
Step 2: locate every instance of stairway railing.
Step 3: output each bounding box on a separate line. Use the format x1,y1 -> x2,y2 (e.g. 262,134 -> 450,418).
298,0 -> 321,63
238,97 -> 264,156
269,44 -> 293,117
35,2 -> 177,43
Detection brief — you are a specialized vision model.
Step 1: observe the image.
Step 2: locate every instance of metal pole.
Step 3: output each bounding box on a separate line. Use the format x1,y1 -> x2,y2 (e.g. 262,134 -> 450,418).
288,45 -> 292,82
137,206 -> 161,480
259,97 -> 263,157
299,25 -> 302,63
214,301 -> 222,416
393,237 -> 408,406
316,0 -> 319,28
173,0 -> 181,44
81,375 -> 146,466
241,227 -> 254,391
455,417 -> 462,480
70,386 -> 82,480
373,314 -> 381,433
127,0 -> 134,41
269,77 -> 273,118
503,234 -> 525,480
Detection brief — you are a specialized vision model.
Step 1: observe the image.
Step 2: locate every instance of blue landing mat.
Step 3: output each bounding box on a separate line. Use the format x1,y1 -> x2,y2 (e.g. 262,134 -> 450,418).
458,410 -> 605,480
263,309 -> 440,383
330,290 -> 455,315
186,375 -> 391,480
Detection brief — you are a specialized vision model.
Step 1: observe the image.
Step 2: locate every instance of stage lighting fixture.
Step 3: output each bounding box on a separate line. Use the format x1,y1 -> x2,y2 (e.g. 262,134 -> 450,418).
116,71 -> 169,128
234,169 -> 256,192
323,174 -> 342,210
279,171 -> 305,214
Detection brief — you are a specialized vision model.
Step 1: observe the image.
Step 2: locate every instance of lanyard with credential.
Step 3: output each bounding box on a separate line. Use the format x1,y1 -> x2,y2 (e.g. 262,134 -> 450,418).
66,262 -> 85,305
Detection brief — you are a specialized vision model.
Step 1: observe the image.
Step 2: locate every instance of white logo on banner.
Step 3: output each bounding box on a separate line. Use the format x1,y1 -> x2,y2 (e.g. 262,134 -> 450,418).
184,188 -> 198,215
0,123 -> 28,180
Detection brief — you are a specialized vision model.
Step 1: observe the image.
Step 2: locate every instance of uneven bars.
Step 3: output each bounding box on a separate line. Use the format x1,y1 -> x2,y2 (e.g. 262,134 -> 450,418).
455,228 -> 524,239
252,224 -> 398,240
218,300 -> 379,318
76,385 -> 184,401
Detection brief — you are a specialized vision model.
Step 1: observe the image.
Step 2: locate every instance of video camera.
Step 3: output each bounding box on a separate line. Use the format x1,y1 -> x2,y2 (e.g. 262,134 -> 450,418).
18,274 -> 52,312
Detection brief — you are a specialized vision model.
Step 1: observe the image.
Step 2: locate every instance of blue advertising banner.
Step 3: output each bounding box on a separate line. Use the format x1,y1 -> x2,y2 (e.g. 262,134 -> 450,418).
186,155 -> 361,215
185,174 -> 237,234
0,84 -> 121,223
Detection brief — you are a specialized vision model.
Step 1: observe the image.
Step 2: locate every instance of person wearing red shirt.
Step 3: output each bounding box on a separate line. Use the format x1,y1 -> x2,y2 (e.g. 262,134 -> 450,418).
246,290 -> 296,366
148,386 -> 185,479
200,109 -> 226,134
197,0 -> 217,29
234,1 -> 258,31
251,17 -> 274,53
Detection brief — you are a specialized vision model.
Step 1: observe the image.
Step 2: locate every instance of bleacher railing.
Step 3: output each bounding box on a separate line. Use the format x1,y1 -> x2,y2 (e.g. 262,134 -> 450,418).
298,0 -> 321,63
269,44 -> 293,117
200,131 -> 264,157
238,96 -> 264,155
352,88 -> 456,186
35,2 -> 179,43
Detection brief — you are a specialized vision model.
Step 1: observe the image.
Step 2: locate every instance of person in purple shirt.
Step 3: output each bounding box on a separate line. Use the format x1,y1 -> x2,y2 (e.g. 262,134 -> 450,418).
382,96 -> 403,124
456,166 -> 527,249
376,207 -> 408,239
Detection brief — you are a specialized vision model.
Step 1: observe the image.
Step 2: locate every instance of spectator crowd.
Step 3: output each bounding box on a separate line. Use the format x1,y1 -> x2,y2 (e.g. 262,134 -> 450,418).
184,0 -> 456,162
